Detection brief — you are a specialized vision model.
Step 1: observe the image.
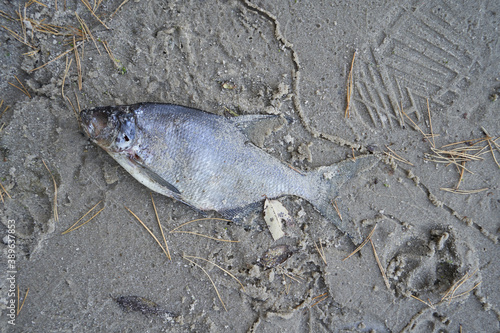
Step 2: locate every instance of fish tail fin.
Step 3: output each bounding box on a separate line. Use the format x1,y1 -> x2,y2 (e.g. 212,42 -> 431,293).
307,155 -> 379,242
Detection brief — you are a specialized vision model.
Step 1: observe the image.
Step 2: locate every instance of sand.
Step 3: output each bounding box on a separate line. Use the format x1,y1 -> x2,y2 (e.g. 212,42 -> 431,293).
1,0 -> 499,332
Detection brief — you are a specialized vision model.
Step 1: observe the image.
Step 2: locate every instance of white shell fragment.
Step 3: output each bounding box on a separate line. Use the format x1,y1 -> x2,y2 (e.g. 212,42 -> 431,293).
263,199 -> 292,241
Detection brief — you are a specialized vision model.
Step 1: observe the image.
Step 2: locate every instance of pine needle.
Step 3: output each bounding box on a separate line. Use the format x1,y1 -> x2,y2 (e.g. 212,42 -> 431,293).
331,199 -> 342,221
314,239 -> 327,265
61,201 -> 104,234
42,159 -> 58,222
170,217 -> 232,232
370,239 -> 390,290
426,99 -> 435,148
384,146 -> 414,166
0,180 -> 11,199
80,0 -> 109,29
440,188 -> 488,195
125,206 -> 170,259
73,36 -> 83,90
17,286 -> 29,316
345,50 -> 356,118
110,0 -> 130,19
311,292 -> 328,307
184,255 -> 245,291
29,46 -> 74,72
171,230 -> 239,243
150,193 -> 171,260
183,256 -> 227,311
410,294 -> 435,309
343,224 -> 377,261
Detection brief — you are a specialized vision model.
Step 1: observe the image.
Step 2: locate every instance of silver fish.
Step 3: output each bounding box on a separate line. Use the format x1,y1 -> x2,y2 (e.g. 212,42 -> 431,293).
80,103 -> 377,239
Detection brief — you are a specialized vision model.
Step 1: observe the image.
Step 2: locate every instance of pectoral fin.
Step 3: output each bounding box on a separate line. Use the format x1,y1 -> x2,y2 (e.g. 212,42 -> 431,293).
139,165 -> 181,195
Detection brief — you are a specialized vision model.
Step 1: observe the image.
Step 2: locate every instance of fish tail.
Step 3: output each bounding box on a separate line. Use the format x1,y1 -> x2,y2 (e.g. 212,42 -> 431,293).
307,155 -> 379,242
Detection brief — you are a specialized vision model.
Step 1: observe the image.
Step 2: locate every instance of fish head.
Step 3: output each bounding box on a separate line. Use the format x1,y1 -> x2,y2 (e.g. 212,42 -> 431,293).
80,105 -> 138,153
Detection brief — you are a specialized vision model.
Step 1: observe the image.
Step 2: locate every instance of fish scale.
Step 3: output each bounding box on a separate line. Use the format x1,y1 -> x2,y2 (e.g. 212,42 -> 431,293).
80,103 -> 378,241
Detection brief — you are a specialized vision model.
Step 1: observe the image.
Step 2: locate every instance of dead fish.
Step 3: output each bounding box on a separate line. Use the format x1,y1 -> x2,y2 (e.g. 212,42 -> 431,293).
80,103 -> 377,240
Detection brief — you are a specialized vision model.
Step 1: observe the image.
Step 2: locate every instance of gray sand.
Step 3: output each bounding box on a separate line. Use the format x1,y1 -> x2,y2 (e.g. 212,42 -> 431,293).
1,1 -> 499,332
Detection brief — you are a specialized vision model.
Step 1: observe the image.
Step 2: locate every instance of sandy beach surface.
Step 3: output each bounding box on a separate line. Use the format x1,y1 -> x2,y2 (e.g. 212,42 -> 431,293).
1,0 -> 499,332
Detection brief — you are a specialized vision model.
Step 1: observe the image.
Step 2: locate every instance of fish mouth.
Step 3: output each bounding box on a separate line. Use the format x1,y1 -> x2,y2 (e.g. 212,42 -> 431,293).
80,107 -> 119,147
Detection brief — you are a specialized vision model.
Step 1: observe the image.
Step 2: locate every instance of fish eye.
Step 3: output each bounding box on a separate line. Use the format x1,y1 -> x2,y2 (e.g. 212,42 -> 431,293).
114,117 -> 136,150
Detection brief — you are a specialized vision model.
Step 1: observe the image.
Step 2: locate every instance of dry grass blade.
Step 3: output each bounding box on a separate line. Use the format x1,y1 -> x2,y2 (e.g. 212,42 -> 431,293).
17,286 -> 29,316
183,256 -> 227,311
150,193 -> 171,260
61,201 -> 104,234
184,255 -> 245,291
440,188 -> 488,195
345,50 -> 356,118
370,239 -> 390,290
80,0 -> 110,29
42,159 -> 58,222
343,224 -> 377,261
410,294 -> 435,309
314,239 -> 327,265
125,206 -> 170,260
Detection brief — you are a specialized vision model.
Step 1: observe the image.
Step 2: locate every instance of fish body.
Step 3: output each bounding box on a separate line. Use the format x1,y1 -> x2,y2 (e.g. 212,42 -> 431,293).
81,103 -> 376,238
